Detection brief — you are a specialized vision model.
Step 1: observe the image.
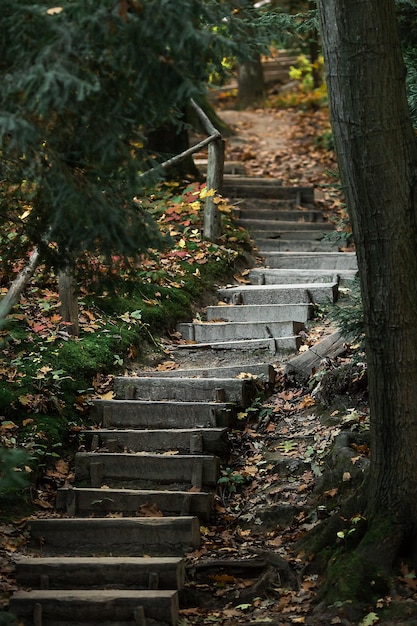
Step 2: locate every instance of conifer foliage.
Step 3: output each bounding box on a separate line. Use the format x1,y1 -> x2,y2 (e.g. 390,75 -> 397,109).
0,1 -> 232,269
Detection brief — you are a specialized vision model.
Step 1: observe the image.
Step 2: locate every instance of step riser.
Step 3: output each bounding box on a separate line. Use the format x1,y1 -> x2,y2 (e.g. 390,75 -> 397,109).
223,185 -> 314,203
15,557 -> 185,591
174,336 -> 301,354
28,518 -> 200,557
10,590 -> 178,625
137,363 -> 275,382
260,252 -> 358,270
56,488 -> 214,521
238,219 -> 332,231
256,239 -> 344,252
177,320 -> 304,343
85,428 -> 229,456
249,269 -> 357,285
218,284 -> 338,305
251,230 -> 332,241
206,304 -> 313,323
113,377 -> 258,407
75,453 -> 220,489
91,401 -> 234,429
236,209 -> 324,221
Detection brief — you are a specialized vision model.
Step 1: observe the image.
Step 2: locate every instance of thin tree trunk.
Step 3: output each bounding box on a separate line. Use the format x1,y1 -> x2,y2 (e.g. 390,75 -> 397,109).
318,0 -> 417,554
58,269 -> 79,337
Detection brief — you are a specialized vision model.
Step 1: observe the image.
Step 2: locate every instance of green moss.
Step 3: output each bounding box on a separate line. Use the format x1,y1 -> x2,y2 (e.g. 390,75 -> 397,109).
324,550 -> 390,604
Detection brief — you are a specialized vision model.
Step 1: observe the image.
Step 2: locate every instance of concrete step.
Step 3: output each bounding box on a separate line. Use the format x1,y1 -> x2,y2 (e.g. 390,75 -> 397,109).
249,268 -> 358,285
255,238 -> 344,252
223,181 -> 314,203
56,487 -> 214,521
235,207 -> 324,222
113,376 -> 259,408
27,517 -> 200,556
217,282 -> 338,305
177,320 -> 305,343
206,303 -> 313,323
260,251 -> 358,270
74,452 -> 220,490
174,335 -> 301,355
90,400 -> 235,429
10,589 -> 178,625
137,363 -> 276,383
237,219 -> 333,232
84,427 -> 229,456
15,556 -> 185,590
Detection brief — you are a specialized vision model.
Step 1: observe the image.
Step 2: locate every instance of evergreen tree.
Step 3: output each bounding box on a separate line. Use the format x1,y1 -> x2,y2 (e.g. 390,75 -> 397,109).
0,1 -> 233,271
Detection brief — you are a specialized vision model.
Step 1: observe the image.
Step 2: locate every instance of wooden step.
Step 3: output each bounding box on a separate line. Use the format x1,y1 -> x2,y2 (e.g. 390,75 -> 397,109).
74,452 -> 220,490
27,517 -> 200,556
56,487 -> 214,521
84,427 -> 229,456
9,589 -> 179,625
177,320 -> 305,343
90,400 -> 235,429
113,376 -> 259,408
15,556 -> 185,590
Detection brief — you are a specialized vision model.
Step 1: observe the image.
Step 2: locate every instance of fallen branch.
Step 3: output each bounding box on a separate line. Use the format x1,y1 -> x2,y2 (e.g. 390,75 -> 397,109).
0,246 -> 41,323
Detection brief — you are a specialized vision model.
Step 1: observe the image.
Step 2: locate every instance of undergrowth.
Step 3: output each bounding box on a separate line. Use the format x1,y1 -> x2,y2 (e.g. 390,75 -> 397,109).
0,181 -> 252,514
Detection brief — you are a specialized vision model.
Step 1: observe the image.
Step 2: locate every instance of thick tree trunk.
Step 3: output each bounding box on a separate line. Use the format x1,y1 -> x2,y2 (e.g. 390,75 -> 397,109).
145,110 -> 201,181
237,56 -> 265,109
316,0 -> 417,591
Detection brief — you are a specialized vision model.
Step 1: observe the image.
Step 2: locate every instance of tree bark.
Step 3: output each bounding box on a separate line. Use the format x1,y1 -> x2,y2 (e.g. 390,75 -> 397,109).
317,0 -> 417,588
237,56 -> 265,109
58,269 -> 79,337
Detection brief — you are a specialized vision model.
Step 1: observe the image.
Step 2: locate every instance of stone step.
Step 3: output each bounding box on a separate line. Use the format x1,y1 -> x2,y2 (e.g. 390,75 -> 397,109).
15,556 -> 185,591
113,376 -> 259,408
217,282 -> 338,305
235,207 -> 324,222
255,238 -> 344,252
222,181 -> 314,203
173,335 -> 301,355
84,427 -> 229,456
10,589 -> 178,626
206,303 -> 313,323
56,487 -> 214,521
137,363 -> 276,383
74,452 -> 220,490
177,320 -> 305,343
237,219 -> 333,232
249,268 -> 358,285
260,251 -> 358,270
27,517 -> 200,556
90,400 -> 235,429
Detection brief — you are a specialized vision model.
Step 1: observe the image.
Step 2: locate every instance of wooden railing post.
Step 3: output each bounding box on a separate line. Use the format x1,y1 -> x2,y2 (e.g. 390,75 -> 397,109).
204,137 -> 225,240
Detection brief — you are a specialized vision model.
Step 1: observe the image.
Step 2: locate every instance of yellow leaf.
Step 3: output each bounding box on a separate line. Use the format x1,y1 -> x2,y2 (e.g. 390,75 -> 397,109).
199,187 -> 215,199
178,239 -> 186,248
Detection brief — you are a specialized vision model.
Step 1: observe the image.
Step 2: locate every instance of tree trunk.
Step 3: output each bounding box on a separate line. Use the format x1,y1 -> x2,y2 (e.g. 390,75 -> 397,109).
316,0 -> 417,597
145,110 -> 201,181
58,269 -> 79,337
237,56 -> 265,109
